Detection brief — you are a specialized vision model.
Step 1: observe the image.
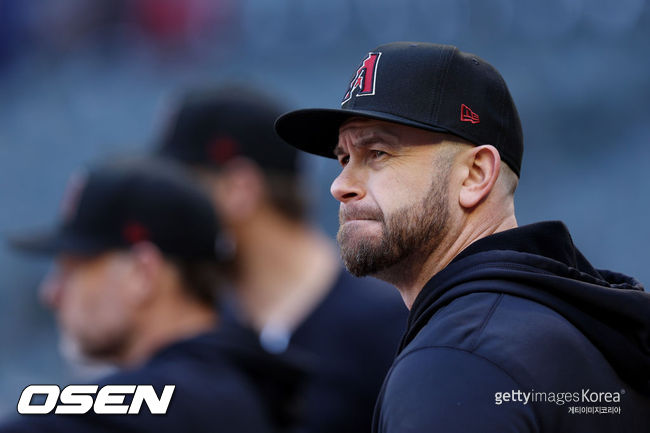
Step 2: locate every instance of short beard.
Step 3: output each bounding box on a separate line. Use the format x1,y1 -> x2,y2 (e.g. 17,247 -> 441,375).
63,325 -> 133,366
337,167 -> 451,279
80,335 -> 131,363
58,332 -> 117,374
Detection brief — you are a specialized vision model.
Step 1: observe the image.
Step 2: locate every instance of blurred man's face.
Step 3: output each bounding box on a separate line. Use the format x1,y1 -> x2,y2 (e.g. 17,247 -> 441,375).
331,119 -> 455,277
41,252 -> 138,362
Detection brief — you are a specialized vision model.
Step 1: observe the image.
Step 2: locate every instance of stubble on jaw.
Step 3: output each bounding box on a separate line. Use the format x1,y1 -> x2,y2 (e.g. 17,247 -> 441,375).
336,163 -> 452,281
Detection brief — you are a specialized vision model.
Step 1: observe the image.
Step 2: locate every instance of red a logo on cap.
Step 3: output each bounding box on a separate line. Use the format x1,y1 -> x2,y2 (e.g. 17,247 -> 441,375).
342,52 -> 382,105
460,104 -> 480,124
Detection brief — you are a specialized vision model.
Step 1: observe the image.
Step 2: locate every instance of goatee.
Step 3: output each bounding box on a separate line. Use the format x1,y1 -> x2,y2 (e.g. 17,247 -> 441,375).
337,172 -> 450,278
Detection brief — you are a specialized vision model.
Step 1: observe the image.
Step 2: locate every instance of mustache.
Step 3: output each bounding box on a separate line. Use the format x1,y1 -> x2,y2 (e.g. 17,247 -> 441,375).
339,205 -> 385,224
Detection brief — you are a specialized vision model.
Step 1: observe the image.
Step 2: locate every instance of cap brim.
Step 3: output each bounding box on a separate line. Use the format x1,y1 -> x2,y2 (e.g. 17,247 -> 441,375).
8,228 -> 114,256
275,108 -> 450,158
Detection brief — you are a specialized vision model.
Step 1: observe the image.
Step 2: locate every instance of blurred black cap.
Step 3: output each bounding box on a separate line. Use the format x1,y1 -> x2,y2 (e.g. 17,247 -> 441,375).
157,85 -> 299,174
9,158 -> 223,261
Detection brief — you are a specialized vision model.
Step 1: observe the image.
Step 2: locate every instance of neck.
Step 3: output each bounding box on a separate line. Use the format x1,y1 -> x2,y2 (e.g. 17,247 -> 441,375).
231,207 -> 340,331
118,299 -> 216,368
383,212 -> 518,309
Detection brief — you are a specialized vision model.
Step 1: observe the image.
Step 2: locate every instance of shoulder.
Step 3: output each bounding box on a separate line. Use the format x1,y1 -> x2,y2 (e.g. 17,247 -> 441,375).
382,291 -> 649,433
93,341 -> 270,432
325,271 -> 407,319
296,270 -> 407,339
398,292 -> 620,398
290,270 -> 407,376
408,291 -> 601,369
0,356 -> 271,433
111,338 -> 269,411
378,346 -> 539,433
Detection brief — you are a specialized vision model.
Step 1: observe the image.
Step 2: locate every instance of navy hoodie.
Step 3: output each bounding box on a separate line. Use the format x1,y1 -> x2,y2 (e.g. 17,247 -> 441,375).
0,326 -> 305,433
373,221 -> 650,432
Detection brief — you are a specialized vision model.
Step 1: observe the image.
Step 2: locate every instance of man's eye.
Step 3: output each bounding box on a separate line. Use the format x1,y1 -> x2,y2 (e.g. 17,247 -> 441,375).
339,155 -> 350,166
373,150 -> 387,159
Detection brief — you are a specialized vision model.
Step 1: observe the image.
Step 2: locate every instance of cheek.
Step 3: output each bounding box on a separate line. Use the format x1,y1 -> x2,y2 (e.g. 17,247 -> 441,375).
58,274 -> 96,335
91,268 -> 136,329
59,269 -> 131,338
368,168 -> 431,216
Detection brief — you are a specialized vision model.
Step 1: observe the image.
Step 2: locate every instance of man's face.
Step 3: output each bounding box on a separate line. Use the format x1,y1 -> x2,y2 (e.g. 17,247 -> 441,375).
331,119 -> 456,277
41,252 -> 138,362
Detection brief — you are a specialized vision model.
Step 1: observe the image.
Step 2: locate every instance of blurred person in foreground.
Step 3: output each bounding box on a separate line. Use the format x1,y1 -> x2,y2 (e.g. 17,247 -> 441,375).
275,42 -> 650,432
0,158 -> 301,433
157,86 -> 408,433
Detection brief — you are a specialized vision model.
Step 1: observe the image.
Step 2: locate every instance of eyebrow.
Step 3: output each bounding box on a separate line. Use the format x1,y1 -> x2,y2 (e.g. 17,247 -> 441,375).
333,130 -> 400,157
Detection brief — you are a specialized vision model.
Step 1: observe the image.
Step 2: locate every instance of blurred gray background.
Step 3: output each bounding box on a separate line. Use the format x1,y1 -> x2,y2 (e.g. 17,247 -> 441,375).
1,0 -> 649,416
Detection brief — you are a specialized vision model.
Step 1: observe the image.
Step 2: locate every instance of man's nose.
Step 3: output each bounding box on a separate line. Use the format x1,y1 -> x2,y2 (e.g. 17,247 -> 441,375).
39,267 -> 64,310
330,165 -> 365,203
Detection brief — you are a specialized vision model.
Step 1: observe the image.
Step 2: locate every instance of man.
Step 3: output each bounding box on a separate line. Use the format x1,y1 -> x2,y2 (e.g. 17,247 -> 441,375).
1,159 -> 300,432
157,85 -> 408,433
275,42 -> 650,432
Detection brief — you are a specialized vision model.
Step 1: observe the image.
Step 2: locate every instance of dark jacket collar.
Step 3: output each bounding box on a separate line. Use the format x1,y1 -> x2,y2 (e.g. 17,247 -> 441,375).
403,221 -> 650,395
450,221 -> 601,277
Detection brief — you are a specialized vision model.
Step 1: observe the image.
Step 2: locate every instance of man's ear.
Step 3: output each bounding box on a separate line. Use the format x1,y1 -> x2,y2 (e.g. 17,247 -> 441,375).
458,145 -> 501,209
128,241 -> 166,305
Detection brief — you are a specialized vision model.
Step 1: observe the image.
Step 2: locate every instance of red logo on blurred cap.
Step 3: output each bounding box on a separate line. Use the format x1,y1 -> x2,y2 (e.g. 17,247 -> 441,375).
460,104 -> 480,124
122,222 -> 150,244
208,136 -> 240,164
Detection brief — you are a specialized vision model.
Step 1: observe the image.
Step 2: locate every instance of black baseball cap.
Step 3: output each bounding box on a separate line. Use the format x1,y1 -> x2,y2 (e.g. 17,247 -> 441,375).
9,158 -> 223,261
275,42 -> 524,176
157,85 -> 299,174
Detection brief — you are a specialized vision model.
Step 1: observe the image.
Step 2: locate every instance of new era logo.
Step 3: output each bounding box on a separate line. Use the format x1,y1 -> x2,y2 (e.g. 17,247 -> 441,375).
460,104 -> 480,124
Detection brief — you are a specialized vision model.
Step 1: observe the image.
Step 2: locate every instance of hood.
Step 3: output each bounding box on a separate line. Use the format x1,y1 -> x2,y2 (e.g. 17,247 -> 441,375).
404,221 -> 650,395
